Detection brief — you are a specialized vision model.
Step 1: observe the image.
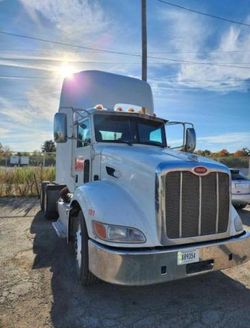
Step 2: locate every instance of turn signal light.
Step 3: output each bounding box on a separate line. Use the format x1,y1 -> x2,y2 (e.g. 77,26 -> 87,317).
93,221 -> 107,239
92,221 -> 146,243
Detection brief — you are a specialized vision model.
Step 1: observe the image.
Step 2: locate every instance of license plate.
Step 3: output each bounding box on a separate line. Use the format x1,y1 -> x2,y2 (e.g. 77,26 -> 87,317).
177,249 -> 199,265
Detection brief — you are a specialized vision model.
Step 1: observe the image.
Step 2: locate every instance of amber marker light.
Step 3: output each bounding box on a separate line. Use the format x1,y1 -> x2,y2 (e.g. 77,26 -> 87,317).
93,221 -> 107,239
95,104 -> 104,110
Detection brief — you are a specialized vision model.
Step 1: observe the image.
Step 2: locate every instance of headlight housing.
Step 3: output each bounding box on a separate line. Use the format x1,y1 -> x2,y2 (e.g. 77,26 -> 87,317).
92,221 -> 146,243
234,215 -> 243,232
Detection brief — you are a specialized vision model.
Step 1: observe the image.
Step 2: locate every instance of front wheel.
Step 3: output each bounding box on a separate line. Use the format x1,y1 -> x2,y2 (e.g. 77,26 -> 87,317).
73,210 -> 98,286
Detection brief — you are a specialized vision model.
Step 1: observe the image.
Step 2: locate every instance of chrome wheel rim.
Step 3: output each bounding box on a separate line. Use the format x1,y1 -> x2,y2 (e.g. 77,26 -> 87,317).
76,223 -> 82,270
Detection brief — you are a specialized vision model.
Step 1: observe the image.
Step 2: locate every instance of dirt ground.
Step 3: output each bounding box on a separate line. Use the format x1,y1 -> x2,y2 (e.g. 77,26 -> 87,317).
0,198 -> 250,328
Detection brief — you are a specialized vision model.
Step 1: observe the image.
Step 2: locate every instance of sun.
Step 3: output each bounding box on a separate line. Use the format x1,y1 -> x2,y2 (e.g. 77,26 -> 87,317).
57,63 -> 76,79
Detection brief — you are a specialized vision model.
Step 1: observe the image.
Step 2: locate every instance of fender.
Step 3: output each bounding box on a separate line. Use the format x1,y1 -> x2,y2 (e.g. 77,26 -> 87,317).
70,180 -> 158,248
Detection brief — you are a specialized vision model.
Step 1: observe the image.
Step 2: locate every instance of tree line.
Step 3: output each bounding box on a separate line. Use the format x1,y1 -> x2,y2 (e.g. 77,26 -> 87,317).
196,148 -> 250,158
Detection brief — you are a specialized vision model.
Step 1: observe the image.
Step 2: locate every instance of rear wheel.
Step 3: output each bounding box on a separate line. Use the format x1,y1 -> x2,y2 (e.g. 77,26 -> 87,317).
44,189 -> 56,220
73,210 -> 98,286
40,181 -> 50,212
43,184 -> 64,220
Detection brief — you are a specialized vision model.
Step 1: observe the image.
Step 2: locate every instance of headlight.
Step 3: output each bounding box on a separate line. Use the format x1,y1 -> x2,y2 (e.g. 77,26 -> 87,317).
92,221 -> 146,243
234,216 -> 243,232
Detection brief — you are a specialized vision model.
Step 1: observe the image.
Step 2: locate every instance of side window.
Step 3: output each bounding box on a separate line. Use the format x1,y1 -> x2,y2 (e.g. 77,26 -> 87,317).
77,119 -> 91,147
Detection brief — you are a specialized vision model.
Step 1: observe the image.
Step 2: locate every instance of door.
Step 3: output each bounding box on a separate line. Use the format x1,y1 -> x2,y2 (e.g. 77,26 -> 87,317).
73,118 -> 92,188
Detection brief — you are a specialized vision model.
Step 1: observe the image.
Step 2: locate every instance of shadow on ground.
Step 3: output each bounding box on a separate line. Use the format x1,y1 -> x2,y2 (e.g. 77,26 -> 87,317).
0,197 -> 39,217
29,207 -> 250,328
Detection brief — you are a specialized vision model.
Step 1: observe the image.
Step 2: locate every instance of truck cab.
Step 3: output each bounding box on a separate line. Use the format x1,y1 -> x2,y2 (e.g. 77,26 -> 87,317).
41,70 -> 250,286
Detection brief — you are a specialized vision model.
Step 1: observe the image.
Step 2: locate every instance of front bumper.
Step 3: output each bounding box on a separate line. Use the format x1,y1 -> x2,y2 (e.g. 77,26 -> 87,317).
88,232 -> 250,286
232,193 -> 250,205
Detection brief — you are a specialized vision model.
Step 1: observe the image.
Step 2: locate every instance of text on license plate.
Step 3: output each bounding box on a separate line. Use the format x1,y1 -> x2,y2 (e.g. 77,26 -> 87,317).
177,249 -> 199,265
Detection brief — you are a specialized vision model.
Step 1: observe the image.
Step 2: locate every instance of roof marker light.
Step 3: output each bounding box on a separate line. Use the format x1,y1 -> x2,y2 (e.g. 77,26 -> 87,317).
95,104 -> 104,110
128,108 -> 135,113
115,107 -> 123,112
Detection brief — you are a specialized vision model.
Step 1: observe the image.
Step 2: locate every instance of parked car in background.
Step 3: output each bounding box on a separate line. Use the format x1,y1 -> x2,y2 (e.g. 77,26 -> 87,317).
231,169 -> 250,209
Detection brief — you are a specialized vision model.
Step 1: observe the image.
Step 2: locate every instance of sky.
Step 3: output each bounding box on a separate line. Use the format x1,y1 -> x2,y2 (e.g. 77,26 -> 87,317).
0,0 -> 249,152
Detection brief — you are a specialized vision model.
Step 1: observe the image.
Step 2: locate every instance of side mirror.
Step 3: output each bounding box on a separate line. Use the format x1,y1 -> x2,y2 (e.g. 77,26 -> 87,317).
185,128 -> 196,153
54,113 -> 67,143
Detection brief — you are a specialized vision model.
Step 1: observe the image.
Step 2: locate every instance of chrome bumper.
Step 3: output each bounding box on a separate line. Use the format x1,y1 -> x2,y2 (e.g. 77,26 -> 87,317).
88,232 -> 250,286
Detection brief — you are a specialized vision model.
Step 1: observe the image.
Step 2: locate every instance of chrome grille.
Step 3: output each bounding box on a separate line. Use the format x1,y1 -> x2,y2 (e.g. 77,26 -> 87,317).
165,171 -> 229,239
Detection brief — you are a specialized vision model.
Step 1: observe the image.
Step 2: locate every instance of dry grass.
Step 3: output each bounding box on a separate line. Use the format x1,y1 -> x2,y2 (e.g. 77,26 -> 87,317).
0,167 -> 55,197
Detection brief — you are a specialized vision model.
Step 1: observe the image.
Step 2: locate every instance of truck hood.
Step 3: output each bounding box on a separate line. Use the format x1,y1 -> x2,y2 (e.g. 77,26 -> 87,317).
93,144 -> 231,248
96,144 -> 226,172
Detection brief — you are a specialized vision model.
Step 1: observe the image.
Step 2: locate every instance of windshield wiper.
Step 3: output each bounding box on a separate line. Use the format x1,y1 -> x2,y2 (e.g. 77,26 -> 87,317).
134,141 -> 165,148
114,140 -> 133,146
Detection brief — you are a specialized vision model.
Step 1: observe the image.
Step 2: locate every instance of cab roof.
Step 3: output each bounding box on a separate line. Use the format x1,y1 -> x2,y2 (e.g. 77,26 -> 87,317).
59,70 -> 154,114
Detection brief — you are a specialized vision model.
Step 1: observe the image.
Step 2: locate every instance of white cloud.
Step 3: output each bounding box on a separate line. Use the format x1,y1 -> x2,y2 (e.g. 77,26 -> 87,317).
0,96 -> 42,124
0,130 -> 53,152
197,132 -> 250,151
25,81 -> 60,122
0,86 -> 56,152
166,132 -> 250,152
0,58 -> 55,73
19,0 -> 109,41
160,8 -> 209,55
0,127 -> 10,135
157,9 -> 250,92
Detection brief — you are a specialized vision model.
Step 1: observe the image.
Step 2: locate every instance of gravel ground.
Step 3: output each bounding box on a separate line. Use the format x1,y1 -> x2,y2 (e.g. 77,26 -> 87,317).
0,198 -> 250,328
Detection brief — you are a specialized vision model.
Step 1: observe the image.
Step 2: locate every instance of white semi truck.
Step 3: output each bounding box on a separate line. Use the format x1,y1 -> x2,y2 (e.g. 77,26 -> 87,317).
41,70 -> 250,286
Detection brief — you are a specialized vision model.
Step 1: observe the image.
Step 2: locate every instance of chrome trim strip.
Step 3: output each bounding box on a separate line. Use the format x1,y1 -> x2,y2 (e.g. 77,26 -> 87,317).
179,172 -> 183,238
216,173 -> 219,233
198,176 -> 202,236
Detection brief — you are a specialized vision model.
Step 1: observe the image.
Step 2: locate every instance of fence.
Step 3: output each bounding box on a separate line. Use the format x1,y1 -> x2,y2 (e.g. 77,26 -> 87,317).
0,152 -> 56,167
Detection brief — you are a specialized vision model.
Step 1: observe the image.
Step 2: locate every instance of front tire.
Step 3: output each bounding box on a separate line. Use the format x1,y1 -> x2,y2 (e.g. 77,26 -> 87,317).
73,210 -> 98,286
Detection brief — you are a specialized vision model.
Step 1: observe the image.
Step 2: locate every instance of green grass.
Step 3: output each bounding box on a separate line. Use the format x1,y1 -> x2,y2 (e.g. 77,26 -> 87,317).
0,167 -> 55,197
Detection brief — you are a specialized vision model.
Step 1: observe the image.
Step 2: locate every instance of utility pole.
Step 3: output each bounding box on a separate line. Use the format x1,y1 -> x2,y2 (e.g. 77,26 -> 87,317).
141,0 -> 147,81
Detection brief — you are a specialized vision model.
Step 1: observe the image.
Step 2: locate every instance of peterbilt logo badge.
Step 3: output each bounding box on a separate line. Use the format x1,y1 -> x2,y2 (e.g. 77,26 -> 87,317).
193,166 -> 208,175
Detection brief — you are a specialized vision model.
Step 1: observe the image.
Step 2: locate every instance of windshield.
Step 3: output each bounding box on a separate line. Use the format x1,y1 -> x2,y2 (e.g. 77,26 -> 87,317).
231,170 -> 248,181
94,113 -> 166,147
